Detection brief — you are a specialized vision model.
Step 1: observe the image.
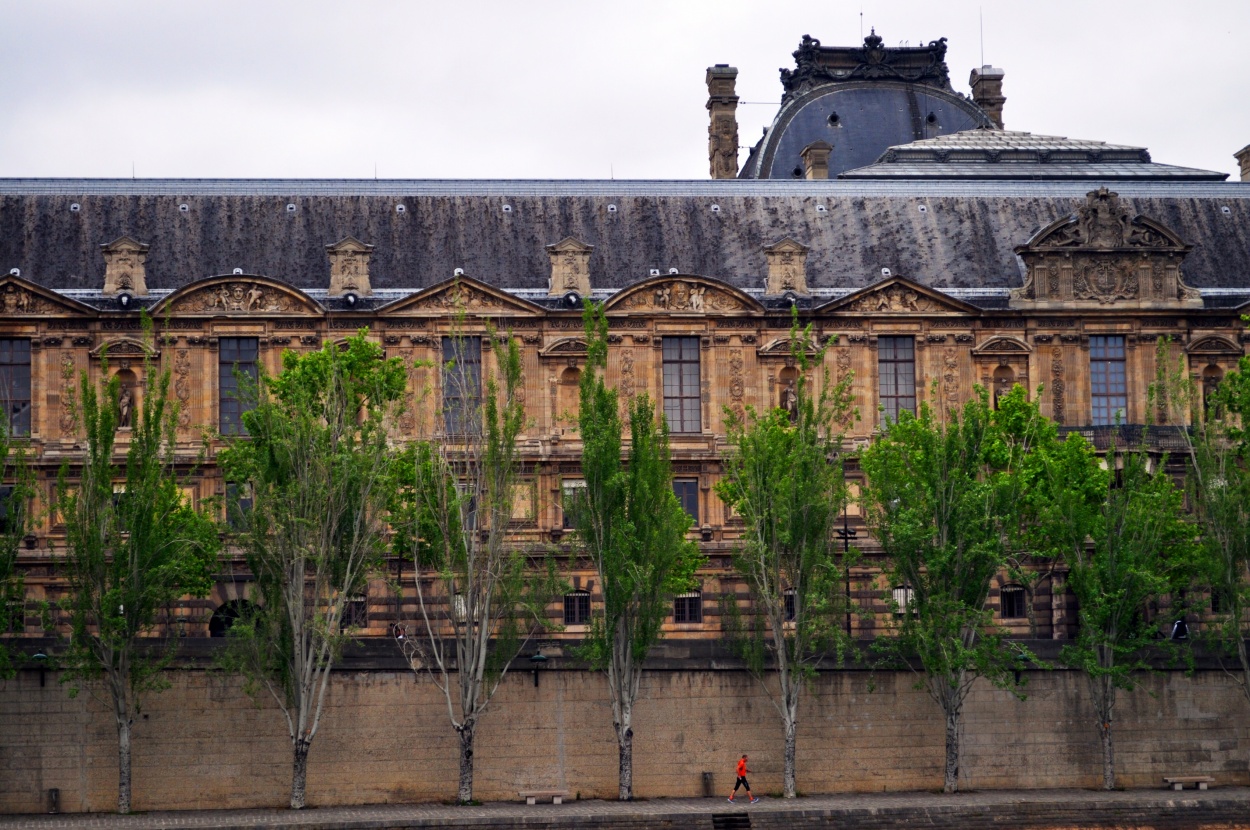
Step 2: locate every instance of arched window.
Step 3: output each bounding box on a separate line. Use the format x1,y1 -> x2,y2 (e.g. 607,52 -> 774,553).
209,599 -> 256,638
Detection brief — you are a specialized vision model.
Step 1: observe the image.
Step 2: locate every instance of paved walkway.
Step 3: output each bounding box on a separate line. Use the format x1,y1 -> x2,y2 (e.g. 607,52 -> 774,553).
2,786 -> 1248,829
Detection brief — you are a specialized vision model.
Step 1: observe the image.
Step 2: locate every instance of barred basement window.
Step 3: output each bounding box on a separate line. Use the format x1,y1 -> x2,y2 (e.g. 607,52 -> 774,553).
674,590 -> 703,623
784,588 -> 797,622
340,596 -> 367,631
564,591 -> 591,625
892,585 -> 915,617
1000,585 -> 1026,619
662,337 -> 701,433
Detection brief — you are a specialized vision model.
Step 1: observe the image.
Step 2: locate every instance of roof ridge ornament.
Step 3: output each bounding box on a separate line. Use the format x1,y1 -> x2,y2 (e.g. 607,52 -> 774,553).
779,29 -> 953,102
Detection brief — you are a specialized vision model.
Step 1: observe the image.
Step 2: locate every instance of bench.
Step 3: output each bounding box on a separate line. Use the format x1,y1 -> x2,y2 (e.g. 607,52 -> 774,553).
1163,775 -> 1214,791
519,789 -> 570,805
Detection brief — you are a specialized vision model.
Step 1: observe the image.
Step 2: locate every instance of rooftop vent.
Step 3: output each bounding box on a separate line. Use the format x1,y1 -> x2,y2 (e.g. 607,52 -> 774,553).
607,204 -> 618,213
649,268 -> 661,277
286,203 -> 296,212
8,268 -> 19,277
881,267 -> 892,278
828,112 -> 840,126
1222,206 -> 1232,215
815,205 -> 828,213
179,203 -> 189,212
396,204 -> 407,213
233,268 -> 244,275
710,204 -> 721,213
70,203 -> 80,212
668,268 -> 679,275
502,204 -> 512,213
454,268 -> 465,277
918,204 -> 928,214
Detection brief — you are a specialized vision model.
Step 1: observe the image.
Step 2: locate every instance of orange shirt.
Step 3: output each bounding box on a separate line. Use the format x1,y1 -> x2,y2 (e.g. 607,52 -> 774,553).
737,758 -> 748,777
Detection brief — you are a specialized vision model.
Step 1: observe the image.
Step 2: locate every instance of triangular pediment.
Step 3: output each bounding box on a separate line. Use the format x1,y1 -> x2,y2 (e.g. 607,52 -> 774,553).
90,337 -> 157,359
380,275 -> 545,316
325,236 -> 374,255
539,337 -> 589,358
817,276 -> 979,315
972,335 -> 1031,356
1187,335 -> 1242,356
545,237 -> 594,255
756,336 -> 820,359
1019,189 -> 1190,252
101,236 -> 150,255
603,274 -> 763,314
152,275 -> 323,317
0,276 -> 96,317
763,237 -> 809,255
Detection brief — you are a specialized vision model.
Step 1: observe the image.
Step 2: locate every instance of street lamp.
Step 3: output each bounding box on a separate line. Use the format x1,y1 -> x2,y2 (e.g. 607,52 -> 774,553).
834,504 -> 858,639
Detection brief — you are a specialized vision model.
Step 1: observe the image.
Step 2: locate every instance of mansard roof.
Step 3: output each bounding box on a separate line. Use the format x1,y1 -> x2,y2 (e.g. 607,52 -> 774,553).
2,179 -> 1249,297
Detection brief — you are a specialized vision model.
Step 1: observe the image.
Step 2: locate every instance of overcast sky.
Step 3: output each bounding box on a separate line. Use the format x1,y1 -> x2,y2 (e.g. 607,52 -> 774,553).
2,0 -> 1247,181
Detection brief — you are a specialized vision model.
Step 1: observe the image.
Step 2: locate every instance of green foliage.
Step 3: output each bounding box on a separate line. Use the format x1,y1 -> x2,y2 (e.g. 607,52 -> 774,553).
218,332 -> 403,712
716,321 -> 857,680
570,302 -> 700,671
58,317 -> 220,702
0,412 -> 34,679
860,388 -> 1035,695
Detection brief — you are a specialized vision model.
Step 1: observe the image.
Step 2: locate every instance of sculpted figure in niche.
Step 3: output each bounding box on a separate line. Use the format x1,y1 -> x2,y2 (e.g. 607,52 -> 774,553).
780,378 -> 798,421
118,386 -> 133,429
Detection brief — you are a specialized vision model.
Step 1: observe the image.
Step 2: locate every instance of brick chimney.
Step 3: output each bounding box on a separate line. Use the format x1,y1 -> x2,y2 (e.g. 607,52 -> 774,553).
800,141 -> 832,180
970,66 -> 1006,129
706,64 -> 739,179
1236,145 -> 1250,182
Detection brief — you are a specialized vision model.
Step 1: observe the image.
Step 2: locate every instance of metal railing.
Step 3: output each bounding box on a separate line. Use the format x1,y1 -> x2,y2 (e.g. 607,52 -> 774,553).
1057,424 -> 1192,451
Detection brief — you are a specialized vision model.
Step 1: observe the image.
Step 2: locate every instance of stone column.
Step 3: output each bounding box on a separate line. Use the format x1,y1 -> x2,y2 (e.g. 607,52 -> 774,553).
706,64 -> 739,179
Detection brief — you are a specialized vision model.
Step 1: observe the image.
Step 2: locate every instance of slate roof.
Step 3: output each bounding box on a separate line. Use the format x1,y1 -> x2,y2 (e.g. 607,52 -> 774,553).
840,130 -> 1228,181
2,179 -> 1250,295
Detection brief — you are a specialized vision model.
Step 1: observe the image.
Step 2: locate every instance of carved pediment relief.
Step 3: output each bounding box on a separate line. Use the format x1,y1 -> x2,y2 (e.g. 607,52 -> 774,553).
539,337 -> 589,358
0,277 -> 94,317
546,238 -> 593,297
972,336 -> 1031,357
763,238 -> 810,296
380,275 -> 544,316
605,275 -> 761,314
1012,188 -> 1200,310
1187,335 -> 1242,356
818,276 -> 977,315
756,336 -> 820,360
90,337 -> 157,360
326,237 -> 374,297
155,276 -> 322,317
101,236 -> 150,296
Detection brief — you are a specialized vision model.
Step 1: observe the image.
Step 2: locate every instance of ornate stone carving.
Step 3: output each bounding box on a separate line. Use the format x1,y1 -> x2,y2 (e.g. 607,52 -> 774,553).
620,348 -> 636,400
780,31 -> 952,102
101,236 -> 150,296
173,282 -> 302,315
942,347 -> 959,405
546,238 -> 593,297
843,284 -> 944,313
174,349 -> 192,428
59,351 -> 77,433
617,280 -> 744,313
1072,258 -> 1138,303
326,237 -> 374,297
763,238 -> 809,295
728,349 -> 745,422
835,348 -> 854,425
1051,346 -> 1065,425
409,282 -> 509,313
0,284 -> 56,315
397,349 -> 417,434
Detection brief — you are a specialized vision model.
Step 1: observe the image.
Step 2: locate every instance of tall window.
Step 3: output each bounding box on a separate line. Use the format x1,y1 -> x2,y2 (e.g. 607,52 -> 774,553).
219,337 -> 258,435
1090,336 -> 1127,426
673,478 -> 699,524
561,479 -> 585,530
674,589 -> 703,624
877,336 -> 916,422
442,336 -> 482,435
662,337 -> 701,433
225,482 -> 253,531
0,339 -> 31,437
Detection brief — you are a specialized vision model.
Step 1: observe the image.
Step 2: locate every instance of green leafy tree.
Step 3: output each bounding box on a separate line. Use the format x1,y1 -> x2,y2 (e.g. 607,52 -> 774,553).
568,304 -> 699,801
59,336 -> 219,814
218,332 -> 405,809
859,388 -> 1035,793
715,324 -> 855,799
0,417 -> 34,678
393,321 -> 560,804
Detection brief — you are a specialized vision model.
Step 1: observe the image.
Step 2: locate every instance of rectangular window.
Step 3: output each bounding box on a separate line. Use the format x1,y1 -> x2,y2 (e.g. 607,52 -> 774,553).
1090,336 -> 1127,426
561,479 -> 585,530
442,336 -> 482,435
225,482 -> 253,532
673,478 -> 699,523
892,585 -> 915,617
340,596 -> 367,631
878,337 -> 916,422
0,484 -> 19,536
219,337 -> 258,435
564,591 -> 591,625
674,590 -> 703,624
1000,586 -> 1026,620
784,588 -> 797,622
662,337 -> 701,433
0,339 -> 31,437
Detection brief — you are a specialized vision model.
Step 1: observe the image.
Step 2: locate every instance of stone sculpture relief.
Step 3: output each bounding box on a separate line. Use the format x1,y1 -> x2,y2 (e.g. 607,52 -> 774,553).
618,281 -> 744,313
177,282 -> 298,314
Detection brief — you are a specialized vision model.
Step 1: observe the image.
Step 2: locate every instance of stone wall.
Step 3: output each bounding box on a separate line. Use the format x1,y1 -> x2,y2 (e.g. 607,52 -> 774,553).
1,666 -> 1247,814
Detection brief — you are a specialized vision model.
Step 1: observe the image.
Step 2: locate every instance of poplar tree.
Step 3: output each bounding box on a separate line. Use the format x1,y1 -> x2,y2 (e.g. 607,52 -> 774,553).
218,332 -> 405,809
715,324 -> 855,799
568,304 -> 699,801
0,418 -> 33,678
859,388 -> 1034,793
59,338 -> 219,814
394,320 -> 559,804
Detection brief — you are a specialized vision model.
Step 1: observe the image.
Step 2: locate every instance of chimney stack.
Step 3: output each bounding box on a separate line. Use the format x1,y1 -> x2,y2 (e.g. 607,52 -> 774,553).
800,141 -> 832,180
706,64 -> 739,179
1236,145 -> 1250,182
970,66 -> 1006,129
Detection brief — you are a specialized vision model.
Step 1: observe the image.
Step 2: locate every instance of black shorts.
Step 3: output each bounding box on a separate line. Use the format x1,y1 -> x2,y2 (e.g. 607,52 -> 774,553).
734,776 -> 750,791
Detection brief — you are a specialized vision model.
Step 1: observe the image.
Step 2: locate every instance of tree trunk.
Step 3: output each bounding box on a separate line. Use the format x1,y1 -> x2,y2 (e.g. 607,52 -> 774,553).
1098,719 -> 1115,790
943,707 -> 960,793
116,717 -> 132,814
618,726 -> 633,800
783,718 -> 797,798
291,738 -> 310,809
457,724 -> 475,804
